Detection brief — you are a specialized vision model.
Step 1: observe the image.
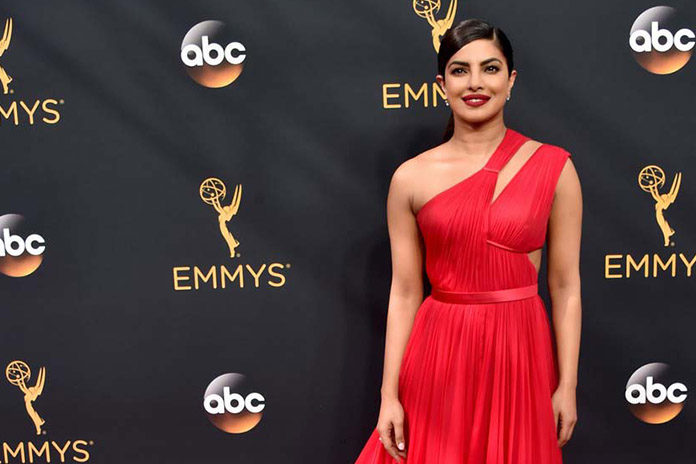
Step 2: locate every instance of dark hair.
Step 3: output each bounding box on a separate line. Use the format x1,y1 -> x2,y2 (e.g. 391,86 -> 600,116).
438,19 -> 514,142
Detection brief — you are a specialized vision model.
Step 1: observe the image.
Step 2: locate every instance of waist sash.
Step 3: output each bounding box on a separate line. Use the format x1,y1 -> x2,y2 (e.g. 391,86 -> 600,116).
431,283 -> 538,304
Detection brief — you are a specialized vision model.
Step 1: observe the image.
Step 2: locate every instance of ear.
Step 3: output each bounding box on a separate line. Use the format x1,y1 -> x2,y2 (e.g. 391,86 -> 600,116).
435,74 -> 446,95
508,69 -> 517,93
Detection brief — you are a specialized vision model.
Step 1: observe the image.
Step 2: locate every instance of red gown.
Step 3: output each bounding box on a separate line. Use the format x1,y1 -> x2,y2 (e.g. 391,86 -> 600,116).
354,128 -> 570,464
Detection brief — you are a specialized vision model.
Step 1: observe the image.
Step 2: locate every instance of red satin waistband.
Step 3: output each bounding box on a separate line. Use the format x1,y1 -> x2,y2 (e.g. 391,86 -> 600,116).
431,283 -> 538,304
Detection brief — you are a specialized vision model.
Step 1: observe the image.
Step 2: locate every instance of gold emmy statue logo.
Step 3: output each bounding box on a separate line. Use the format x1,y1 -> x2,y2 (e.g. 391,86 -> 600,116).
0,17 -> 13,94
6,360 -> 46,435
412,0 -> 457,52
200,177 -> 243,258
638,165 -> 681,246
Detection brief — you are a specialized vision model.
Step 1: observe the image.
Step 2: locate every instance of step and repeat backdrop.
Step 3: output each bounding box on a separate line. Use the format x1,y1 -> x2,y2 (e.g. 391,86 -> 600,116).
1,0 -> 695,462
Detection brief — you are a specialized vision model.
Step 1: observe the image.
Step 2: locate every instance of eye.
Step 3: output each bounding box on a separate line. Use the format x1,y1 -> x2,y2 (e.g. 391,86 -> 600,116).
486,65 -> 500,72
451,68 -> 466,75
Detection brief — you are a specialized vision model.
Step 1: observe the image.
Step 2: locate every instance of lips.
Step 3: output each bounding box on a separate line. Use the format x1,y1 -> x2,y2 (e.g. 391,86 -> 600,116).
462,94 -> 490,107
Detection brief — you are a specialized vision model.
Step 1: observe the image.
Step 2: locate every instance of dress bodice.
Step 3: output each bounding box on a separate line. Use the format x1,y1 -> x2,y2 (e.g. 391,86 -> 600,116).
416,128 -> 571,292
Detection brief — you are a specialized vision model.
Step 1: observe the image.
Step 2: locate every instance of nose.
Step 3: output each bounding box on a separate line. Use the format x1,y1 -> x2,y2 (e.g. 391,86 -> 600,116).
467,68 -> 484,91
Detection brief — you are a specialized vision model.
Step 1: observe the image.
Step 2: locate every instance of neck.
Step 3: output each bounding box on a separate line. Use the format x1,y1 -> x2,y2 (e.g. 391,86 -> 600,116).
448,113 -> 507,157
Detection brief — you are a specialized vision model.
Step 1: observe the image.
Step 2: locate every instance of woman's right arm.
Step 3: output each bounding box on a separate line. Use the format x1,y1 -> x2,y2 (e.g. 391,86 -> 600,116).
376,161 -> 425,462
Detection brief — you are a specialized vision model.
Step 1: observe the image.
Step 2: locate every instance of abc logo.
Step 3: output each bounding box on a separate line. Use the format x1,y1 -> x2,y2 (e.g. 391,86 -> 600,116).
181,20 -> 246,88
0,214 -> 46,277
203,373 -> 264,433
629,6 -> 695,74
625,362 -> 687,424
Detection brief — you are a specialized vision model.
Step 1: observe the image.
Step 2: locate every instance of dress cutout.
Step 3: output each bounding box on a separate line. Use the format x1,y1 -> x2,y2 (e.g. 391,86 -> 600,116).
354,128 -> 571,464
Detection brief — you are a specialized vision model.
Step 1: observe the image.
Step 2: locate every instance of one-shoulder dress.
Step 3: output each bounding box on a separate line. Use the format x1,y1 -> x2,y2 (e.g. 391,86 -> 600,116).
354,128 -> 571,464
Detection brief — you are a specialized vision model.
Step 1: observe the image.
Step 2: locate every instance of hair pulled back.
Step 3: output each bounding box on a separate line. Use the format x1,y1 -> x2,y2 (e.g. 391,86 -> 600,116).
438,19 -> 514,142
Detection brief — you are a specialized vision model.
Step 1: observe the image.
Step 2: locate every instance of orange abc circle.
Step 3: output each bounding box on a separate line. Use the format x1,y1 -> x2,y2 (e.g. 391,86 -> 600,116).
629,6 -> 695,74
625,362 -> 687,424
203,373 -> 265,433
181,20 -> 246,88
0,214 -> 45,277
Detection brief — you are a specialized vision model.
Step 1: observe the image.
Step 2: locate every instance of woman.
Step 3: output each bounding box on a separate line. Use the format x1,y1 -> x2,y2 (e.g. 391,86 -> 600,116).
354,18 -> 582,464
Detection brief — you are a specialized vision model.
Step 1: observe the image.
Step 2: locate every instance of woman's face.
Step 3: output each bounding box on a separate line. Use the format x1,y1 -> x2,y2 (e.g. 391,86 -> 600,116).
436,38 -> 516,125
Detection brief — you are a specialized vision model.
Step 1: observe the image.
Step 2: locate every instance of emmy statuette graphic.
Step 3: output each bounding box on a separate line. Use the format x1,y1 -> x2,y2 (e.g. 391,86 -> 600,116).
412,0 -> 457,52
0,17 -> 13,94
200,177 -> 243,258
638,165 -> 681,247
6,360 -> 46,435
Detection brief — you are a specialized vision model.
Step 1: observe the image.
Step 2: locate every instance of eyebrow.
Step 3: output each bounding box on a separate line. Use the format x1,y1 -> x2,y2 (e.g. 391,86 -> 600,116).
448,57 -> 502,68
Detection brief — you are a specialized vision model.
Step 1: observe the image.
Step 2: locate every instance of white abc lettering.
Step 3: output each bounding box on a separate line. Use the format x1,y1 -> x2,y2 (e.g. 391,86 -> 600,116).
181,43 -> 204,66
0,228 -> 45,257
630,29 -> 652,52
204,393 -> 225,414
202,36 -> 225,66
625,382 -> 644,404
224,42 -> 246,65
25,234 -> 46,255
204,388 -> 265,415
651,21 -> 674,52
630,22 -> 696,52
625,376 -> 688,404
646,375 -> 667,402
223,387 -> 245,413
674,29 -> 696,51
181,36 -> 247,67
245,392 -> 266,413
667,382 -> 688,403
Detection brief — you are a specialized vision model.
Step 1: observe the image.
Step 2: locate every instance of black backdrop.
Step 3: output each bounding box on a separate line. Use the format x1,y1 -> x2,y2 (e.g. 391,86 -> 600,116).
1,0 -> 695,463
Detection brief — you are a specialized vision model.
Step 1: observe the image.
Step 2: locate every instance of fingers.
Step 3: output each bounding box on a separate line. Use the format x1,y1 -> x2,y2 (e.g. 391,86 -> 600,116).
394,417 -> 407,458
378,423 -> 406,462
377,427 -> 398,462
565,421 -> 577,445
560,421 -> 576,447
557,412 -> 577,447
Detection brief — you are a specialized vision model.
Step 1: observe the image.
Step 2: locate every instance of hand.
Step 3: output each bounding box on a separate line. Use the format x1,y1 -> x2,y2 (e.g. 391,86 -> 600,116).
552,384 -> 577,448
376,396 -> 407,462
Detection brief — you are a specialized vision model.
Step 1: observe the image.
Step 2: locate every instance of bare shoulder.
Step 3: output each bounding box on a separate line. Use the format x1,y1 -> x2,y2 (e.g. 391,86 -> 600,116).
524,138 -> 544,152
389,145 -> 446,211
515,138 -> 544,162
391,145 -> 445,189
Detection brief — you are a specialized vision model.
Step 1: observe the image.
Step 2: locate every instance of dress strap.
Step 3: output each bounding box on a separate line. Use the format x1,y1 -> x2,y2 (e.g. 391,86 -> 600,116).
483,128 -> 530,173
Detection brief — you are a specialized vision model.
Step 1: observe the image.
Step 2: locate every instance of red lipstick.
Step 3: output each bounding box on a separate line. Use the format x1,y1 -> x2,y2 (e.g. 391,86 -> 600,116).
462,94 -> 490,107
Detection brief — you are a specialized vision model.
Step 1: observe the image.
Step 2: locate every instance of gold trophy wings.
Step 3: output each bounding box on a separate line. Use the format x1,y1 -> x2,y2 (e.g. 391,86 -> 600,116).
0,18 -> 13,94
412,0 -> 457,53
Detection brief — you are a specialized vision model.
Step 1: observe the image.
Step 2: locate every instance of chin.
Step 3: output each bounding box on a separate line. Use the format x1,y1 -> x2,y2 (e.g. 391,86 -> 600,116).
457,111 -> 496,124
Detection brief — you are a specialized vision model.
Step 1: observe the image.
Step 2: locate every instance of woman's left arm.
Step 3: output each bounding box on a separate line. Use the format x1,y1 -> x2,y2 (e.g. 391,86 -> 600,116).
547,155 -> 583,448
